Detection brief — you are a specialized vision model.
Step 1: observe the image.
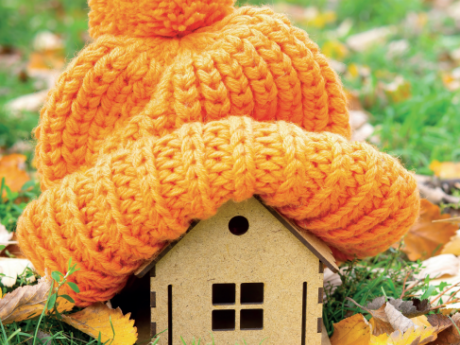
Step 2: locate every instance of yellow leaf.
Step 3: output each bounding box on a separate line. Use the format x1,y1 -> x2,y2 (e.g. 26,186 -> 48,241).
61,303 -> 138,345
370,327 -> 437,345
0,277 -> 74,324
381,76 -> 412,103
322,41 -> 349,61
348,63 -> 360,79
442,234 -> 460,255
330,313 -> 371,345
0,154 -> 30,196
412,315 -> 432,328
430,160 -> 460,179
400,199 -> 457,261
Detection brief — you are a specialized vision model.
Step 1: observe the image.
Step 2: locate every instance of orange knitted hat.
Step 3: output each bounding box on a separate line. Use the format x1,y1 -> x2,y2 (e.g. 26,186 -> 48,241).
17,0 -> 419,306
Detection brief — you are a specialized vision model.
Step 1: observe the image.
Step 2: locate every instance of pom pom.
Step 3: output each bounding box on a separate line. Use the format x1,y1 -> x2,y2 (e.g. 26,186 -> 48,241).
89,0 -> 235,38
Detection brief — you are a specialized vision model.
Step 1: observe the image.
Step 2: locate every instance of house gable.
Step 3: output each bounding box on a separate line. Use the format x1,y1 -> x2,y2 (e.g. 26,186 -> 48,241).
135,197 -> 338,277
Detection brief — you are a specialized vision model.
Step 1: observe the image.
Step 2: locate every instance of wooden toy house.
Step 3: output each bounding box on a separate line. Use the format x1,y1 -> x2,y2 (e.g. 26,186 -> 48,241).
135,197 -> 339,345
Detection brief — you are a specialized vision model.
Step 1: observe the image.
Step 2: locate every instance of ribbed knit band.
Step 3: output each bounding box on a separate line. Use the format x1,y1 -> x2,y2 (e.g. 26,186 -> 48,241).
19,117 -> 419,306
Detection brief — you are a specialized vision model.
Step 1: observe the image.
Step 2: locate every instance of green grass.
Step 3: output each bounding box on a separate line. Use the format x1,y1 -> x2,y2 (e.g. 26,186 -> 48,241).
323,246 -> 448,336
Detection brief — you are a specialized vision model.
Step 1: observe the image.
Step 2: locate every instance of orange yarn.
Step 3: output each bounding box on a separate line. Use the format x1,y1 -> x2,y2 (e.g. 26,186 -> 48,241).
89,0 -> 235,38
17,0 -> 419,306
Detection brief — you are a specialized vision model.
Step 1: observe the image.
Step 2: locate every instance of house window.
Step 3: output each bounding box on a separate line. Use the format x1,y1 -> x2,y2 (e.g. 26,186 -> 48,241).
212,283 -> 264,331
213,284 -> 236,305
228,216 -> 249,235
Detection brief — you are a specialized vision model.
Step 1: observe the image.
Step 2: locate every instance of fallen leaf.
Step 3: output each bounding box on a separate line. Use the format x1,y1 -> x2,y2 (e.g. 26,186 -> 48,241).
346,27 -> 395,52
61,303 -> 138,345
33,31 -> 64,52
355,299 -> 394,336
430,160 -> 460,179
415,254 -> 460,280
0,277 -> 74,324
379,76 -> 412,103
442,232 -> 460,255
5,90 -> 49,115
0,258 -> 35,287
412,315 -> 433,329
347,63 -> 371,80
371,327 -> 437,345
27,51 -> 65,71
442,72 -> 460,91
330,313 -> 371,345
27,31 -> 65,72
426,314 -> 455,334
387,39 -> 410,58
348,297 -> 431,337
322,41 -> 349,60
367,297 -> 431,319
385,302 -> 418,333
0,154 -> 30,195
434,312 -> 460,344
415,175 -> 460,205
401,199 -> 458,261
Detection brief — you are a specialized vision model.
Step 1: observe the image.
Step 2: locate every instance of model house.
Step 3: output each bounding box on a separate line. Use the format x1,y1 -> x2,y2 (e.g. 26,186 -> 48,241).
135,197 -> 338,345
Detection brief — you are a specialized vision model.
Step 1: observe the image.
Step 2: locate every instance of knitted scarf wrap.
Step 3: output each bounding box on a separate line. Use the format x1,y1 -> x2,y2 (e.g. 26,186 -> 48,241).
17,0 -> 420,306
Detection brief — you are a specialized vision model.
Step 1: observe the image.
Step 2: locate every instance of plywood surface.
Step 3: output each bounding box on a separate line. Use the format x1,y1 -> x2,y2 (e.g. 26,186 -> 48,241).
151,197 -> 323,345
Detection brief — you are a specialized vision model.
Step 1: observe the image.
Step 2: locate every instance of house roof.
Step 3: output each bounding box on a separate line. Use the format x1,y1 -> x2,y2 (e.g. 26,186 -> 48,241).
135,197 -> 339,278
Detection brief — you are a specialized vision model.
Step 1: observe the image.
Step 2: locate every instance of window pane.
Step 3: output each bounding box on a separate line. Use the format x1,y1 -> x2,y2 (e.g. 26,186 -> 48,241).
240,309 -> 263,330
212,310 -> 235,331
241,283 -> 264,304
212,284 -> 236,305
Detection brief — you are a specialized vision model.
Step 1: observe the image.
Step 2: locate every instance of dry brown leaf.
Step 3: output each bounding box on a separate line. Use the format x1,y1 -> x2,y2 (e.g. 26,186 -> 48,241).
355,299 -> 394,336
386,302 -> 418,333
433,312 -> 460,344
427,314 -> 455,334
430,160 -> 460,179
401,199 -> 458,261
0,277 -> 74,324
330,313 -> 371,345
61,303 -> 138,345
0,154 -> 30,195
367,297 -> 431,319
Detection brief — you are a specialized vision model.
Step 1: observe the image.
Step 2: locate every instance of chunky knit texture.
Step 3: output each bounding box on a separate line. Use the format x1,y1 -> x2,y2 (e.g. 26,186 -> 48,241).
17,0 -> 419,306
